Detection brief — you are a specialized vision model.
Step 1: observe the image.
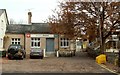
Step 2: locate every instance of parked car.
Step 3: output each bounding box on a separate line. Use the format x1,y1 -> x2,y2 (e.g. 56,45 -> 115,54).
7,44 -> 26,59
0,49 -> 6,57
30,49 -> 43,59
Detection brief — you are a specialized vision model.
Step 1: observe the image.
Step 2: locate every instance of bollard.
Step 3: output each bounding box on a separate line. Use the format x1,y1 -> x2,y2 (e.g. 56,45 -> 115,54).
43,49 -> 46,57
57,51 -> 59,57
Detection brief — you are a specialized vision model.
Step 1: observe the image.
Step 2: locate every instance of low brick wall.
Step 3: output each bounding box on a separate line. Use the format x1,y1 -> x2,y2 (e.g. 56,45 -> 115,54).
106,52 -> 119,65
58,50 -> 76,57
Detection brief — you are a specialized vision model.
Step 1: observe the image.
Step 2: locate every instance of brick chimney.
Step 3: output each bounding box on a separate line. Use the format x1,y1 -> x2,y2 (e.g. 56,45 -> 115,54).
28,12 -> 32,24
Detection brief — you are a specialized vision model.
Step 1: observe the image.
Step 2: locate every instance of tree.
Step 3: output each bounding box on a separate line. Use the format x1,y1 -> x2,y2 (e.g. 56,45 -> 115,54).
48,1 -> 120,53
77,2 -> 120,53
9,18 -> 16,24
18,19 -> 24,24
48,2 -> 77,39
9,18 -> 26,24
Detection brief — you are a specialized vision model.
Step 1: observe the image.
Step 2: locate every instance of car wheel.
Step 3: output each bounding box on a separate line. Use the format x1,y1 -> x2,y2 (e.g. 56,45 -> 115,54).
21,55 -> 24,60
8,55 -> 11,59
30,56 -> 32,59
8,55 -> 13,60
40,56 -> 43,59
24,54 -> 26,58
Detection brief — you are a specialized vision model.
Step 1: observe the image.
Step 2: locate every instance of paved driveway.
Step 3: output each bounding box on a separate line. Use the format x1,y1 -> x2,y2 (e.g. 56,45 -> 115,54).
1,52 -> 114,73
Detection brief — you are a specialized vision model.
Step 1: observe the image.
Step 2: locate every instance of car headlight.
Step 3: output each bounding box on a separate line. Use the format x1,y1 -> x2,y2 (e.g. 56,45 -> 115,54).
31,50 -> 34,52
39,50 -> 42,52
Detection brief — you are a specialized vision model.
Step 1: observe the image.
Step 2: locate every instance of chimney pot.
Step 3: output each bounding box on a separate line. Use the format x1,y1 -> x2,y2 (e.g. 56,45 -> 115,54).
28,12 -> 32,24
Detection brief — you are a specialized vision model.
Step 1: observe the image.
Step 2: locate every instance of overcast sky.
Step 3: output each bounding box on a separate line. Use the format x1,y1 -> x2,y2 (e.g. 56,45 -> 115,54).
0,0 -> 60,23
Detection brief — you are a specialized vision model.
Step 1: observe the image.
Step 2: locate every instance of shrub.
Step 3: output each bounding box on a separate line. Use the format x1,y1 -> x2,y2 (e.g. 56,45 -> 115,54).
87,46 -> 101,59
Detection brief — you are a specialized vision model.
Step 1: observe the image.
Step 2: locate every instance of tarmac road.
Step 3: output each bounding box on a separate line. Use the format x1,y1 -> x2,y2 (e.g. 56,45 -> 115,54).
0,52 -> 118,75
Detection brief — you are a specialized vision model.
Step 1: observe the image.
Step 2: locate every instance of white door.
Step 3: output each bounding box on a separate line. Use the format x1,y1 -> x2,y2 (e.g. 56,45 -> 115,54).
76,40 -> 82,52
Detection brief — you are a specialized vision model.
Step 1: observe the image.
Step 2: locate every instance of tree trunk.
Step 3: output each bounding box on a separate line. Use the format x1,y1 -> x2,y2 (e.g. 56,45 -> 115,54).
100,38 -> 106,54
100,7 -> 105,54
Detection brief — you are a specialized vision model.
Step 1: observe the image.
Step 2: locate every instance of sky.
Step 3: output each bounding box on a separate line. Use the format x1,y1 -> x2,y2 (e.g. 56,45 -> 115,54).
0,0 -> 60,24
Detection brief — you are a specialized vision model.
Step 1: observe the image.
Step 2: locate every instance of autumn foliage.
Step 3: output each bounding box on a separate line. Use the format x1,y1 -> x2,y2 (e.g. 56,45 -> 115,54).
48,1 -> 120,52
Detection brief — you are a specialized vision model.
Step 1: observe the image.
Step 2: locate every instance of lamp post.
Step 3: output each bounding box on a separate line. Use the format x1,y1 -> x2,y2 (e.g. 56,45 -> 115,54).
99,6 -> 104,54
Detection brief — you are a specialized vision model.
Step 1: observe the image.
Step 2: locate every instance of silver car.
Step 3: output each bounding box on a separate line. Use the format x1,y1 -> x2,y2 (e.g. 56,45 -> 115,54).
30,49 -> 43,59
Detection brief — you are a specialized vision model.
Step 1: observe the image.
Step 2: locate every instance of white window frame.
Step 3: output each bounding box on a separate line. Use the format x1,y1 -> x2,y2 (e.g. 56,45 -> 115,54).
60,38 -> 69,48
31,38 -> 40,48
11,38 -> 20,45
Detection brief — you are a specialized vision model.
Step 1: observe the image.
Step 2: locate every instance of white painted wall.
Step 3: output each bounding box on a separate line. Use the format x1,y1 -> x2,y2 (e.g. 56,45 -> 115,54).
0,11 -> 7,49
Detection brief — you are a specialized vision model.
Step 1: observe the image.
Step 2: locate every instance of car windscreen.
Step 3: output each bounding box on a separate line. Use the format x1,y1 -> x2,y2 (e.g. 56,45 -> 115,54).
31,49 -> 42,52
9,45 -> 22,50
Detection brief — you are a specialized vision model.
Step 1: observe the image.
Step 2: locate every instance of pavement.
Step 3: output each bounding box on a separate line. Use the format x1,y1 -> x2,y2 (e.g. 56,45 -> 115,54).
0,52 -> 119,75
98,62 -> 120,75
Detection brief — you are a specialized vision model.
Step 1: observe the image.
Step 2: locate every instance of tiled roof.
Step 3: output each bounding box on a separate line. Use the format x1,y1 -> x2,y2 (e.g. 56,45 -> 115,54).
0,9 -> 4,16
6,23 -> 51,34
0,9 -> 9,25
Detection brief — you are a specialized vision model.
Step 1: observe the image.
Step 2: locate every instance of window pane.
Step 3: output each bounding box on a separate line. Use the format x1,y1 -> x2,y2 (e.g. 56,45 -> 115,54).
67,41 -> 69,46
64,41 -> 66,46
31,38 -> 33,40
61,41 -> 63,46
31,42 -> 33,47
38,42 -> 40,46
12,42 -> 14,44
15,42 -> 17,44
12,38 -> 14,41
18,38 -> 20,41
35,42 -> 37,46
15,38 -> 17,41
18,42 -> 20,45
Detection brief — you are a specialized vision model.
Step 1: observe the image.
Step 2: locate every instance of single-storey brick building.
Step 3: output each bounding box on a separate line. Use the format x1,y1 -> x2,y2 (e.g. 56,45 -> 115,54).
3,12 -> 75,57
4,23 -> 59,55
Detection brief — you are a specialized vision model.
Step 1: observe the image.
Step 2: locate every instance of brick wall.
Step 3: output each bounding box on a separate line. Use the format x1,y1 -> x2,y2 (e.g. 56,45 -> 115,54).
4,33 -> 24,50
